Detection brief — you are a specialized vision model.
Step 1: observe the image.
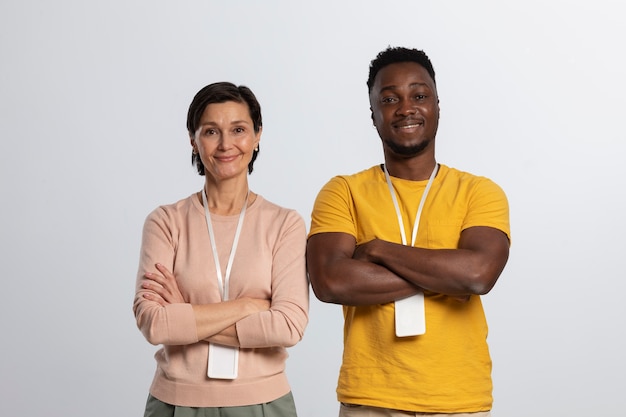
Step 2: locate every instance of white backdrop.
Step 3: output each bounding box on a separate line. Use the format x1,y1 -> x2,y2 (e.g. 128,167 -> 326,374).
1,1 -> 625,416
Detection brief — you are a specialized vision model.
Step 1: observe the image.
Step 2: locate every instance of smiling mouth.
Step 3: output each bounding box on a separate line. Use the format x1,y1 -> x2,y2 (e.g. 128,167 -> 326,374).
394,121 -> 423,130
393,117 -> 423,129
216,155 -> 240,162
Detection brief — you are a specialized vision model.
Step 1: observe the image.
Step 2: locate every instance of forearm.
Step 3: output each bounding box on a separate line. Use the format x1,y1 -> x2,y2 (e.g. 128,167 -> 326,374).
237,300 -> 309,347
192,298 -> 266,341
204,325 -> 239,346
360,230 -> 509,296
307,232 -> 421,306
310,257 -> 421,306
367,243 -> 480,295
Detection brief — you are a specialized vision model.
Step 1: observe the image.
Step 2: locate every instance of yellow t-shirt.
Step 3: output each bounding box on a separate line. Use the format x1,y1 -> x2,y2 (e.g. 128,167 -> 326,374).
309,164 -> 510,413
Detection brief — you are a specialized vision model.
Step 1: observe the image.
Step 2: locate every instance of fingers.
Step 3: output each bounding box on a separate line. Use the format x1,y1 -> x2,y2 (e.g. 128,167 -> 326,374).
141,275 -> 170,307
144,263 -> 176,292
155,263 -> 175,281
141,277 -> 165,294
142,263 -> 186,304
141,264 -> 173,304
144,263 -> 173,287
143,271 -> 165,288
142,291 -> 167,307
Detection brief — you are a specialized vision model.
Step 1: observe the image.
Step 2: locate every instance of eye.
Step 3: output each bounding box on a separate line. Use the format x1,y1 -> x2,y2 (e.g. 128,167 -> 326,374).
233,126 -> 245,134
203,128 -> 217,136
415,94 -> 427,100
381,96 -> 397,104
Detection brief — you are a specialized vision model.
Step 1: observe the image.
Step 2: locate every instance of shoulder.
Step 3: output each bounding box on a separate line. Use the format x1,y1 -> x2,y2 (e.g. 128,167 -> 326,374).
254,195 -> 305,228
439,165 -> 510,237
439,164 -> 507,196
145,193 -> 199,224
332,165 -> 381,183
319,165 -> 382,193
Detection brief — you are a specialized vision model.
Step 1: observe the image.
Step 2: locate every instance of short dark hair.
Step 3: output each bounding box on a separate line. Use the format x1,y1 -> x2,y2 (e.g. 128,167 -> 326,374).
186,82 -> 262,175
367,47 -> 436,92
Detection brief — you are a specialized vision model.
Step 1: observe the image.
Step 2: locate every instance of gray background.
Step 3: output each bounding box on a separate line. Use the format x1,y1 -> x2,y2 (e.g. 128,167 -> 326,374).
1,1 -> 624,416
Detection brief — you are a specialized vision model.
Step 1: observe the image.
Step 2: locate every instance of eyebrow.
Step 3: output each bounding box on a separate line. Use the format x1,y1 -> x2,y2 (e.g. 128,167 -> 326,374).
199,119 -> 252,127
379,82 -> 430,93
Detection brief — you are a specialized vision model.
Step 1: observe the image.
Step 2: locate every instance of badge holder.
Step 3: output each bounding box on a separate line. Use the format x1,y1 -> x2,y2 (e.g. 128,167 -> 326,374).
395,292 -> 426,337
208,343 -> 239,379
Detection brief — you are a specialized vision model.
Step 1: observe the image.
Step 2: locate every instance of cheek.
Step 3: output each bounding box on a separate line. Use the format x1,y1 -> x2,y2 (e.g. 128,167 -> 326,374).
372,109 -> 386,127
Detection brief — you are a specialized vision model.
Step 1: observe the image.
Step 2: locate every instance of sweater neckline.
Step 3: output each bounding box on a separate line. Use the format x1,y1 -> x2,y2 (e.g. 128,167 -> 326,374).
191,190 -> 262,219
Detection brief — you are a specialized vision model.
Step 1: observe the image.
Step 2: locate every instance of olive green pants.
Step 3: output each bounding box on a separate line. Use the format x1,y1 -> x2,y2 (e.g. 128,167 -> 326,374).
144,392 -> 297,417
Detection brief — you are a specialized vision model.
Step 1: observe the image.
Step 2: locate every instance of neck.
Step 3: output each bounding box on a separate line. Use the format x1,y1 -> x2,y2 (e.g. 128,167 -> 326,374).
202,177 -> 251,215
384,153 -> 437,181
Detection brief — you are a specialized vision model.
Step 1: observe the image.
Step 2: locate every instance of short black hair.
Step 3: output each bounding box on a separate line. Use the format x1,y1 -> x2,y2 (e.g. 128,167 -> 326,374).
367,47 -> 436,92
186,82 -> 262,175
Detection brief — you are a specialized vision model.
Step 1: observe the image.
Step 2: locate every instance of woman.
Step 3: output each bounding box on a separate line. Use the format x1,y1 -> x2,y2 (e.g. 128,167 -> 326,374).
133,82 -> 309,417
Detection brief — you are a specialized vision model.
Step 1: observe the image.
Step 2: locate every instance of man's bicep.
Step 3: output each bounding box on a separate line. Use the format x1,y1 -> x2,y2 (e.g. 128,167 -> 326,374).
307,232 -> 356,268
306,232 -> 356,302
458,226 -> 510,292
459,226 -> 509,252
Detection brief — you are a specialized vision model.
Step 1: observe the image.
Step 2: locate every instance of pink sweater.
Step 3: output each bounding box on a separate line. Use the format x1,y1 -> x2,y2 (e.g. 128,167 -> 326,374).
133,193 -> 309,407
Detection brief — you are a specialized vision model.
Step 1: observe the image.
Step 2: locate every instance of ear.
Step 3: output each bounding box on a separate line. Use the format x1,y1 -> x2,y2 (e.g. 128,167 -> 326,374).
255,126 -> 263,146
189,134 -> 197,153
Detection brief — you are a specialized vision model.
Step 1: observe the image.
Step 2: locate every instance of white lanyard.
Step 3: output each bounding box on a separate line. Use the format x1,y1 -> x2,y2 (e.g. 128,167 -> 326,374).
202,188 -> 248,301
384,163 -> 439,246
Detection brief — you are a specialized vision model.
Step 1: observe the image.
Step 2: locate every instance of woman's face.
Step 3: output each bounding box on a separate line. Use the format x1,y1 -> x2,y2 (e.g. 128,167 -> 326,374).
191,101 -> 261,182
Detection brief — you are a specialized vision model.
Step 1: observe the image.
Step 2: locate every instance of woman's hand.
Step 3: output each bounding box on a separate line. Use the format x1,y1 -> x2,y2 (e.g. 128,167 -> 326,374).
141,263 -> 186,306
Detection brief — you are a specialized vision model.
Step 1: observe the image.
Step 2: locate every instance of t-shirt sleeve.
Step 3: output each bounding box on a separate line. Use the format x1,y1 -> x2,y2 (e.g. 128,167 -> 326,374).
309,176 -> 357,238
463,177 -> 511,242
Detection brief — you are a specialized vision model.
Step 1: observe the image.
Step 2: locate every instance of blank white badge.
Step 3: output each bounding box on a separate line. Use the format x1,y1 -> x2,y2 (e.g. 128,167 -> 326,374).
395,292 -> 426,337
207,343 -> 239,379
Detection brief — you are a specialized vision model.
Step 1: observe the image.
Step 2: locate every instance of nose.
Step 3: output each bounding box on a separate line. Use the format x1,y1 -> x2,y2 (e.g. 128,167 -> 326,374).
217,133 -> 235,150
396,99 -> 417,116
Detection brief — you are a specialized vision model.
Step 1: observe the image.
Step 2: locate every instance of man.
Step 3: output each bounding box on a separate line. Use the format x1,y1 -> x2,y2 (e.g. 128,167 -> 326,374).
307,47 -> 511,416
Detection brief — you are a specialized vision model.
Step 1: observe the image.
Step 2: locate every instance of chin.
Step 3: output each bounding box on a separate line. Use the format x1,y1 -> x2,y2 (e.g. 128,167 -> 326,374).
386,138 -> 431,157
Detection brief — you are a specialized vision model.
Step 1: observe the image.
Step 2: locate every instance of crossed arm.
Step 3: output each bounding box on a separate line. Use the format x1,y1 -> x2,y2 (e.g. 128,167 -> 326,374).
306,226 -> 510,306
140,263 -> 269,346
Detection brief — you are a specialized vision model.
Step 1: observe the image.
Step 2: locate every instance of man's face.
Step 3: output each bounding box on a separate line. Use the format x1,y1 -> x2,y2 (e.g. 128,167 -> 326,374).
369,62 -> 439,158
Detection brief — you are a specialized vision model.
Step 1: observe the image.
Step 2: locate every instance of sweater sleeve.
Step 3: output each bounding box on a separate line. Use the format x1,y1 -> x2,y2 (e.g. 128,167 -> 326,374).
132,207 -> 199,346
236,210 -> 309,348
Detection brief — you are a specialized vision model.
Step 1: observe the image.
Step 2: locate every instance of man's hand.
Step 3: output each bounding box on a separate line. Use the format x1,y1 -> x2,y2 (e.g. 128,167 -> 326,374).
352,238 -> 384,263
